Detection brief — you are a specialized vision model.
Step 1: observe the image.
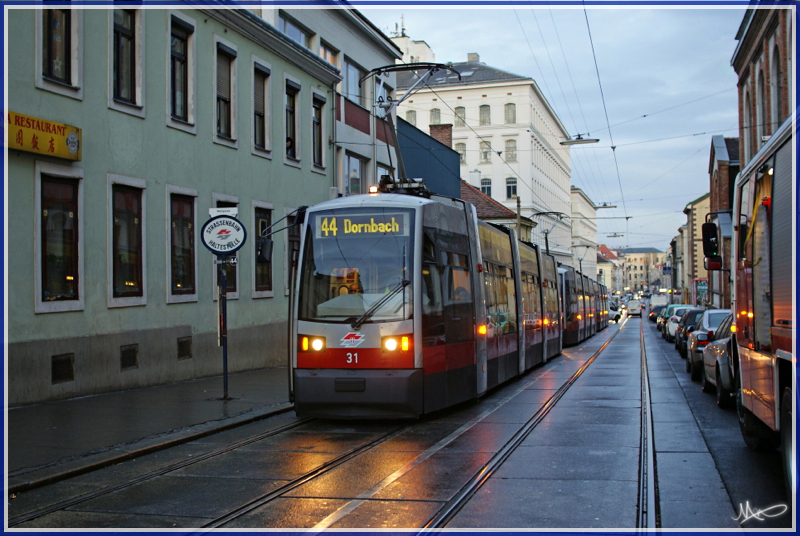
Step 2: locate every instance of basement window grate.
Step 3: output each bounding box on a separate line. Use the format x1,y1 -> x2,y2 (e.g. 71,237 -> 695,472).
51,353 -> 75,384
177,336 -> 192,360
120,344 -> 139,371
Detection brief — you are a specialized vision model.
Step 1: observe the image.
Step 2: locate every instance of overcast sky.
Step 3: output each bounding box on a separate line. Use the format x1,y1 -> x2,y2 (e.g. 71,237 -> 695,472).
360,5 -> 748,252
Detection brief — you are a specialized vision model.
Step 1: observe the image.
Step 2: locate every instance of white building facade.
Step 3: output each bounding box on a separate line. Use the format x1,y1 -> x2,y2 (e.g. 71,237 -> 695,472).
570,187 -> 598,276
393,49 -> 573,265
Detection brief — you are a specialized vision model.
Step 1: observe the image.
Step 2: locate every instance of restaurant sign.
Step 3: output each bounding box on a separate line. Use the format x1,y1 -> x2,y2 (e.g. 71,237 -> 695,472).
6,111 -> 81,161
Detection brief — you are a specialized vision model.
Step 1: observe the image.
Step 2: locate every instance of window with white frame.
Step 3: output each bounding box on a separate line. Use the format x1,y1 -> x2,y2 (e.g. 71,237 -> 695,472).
480,141 -> 492,163
253,60 -> 271,153
110,9 -> 144,115
346,153 -> 366,195
215,38 -> 237,144
343,58 -> 365,107
253,201 -> 273,298
167,185 -> 197,303
481,178 -> 492,197
279,14 -> 311,49
504,103 -> 516,124
108,174 -> 147,308
312,93 -> 326,168
479,105 -> 491,126
35,161 -> 84,314
455,142 -> 466,164
506,178 -> 517,199
168,12 -> 196,133
406,110 -> 416,126
505,139 -> 517,162
37,8 -> 83,99
454,106 -> 466,127
213,196 -> 239,299
430,108 -> 441,125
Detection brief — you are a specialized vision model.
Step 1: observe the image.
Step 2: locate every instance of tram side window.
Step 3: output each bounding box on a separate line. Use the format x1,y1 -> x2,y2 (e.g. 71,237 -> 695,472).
504,267 -> 517,333
421,234 -> 444,347
751,172 -> 773,349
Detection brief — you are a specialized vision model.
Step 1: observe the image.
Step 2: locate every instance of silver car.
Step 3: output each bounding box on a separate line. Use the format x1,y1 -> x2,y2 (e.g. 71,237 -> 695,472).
686,309 -> 731,381
699,313 -> 735,408
664,307 -> 690,342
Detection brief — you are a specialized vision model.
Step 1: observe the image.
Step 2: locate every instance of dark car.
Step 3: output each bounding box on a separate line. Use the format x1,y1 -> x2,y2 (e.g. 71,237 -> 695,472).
649,305 -> 666,322
674,308 -> 706,358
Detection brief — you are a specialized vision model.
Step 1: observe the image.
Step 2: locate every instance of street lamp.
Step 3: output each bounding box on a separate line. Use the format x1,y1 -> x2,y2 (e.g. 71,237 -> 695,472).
560,134 -> 600,146
531,211 -> 568,256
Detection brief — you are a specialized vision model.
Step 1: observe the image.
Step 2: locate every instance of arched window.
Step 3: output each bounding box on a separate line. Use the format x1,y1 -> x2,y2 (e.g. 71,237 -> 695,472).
505,178 -> 517,199
455,142 -> 466,164
480,141 -> 492,163
771,47 -> 781,130
481,178 -> 492,197
743,90 -> 752,162
505,139 -> 517,162
756,70 -> 765,144
406,110 -> 416,126
479,105 -> 491,126
430,108 -> 441,125
504,103 -> 516,124
454,106 -> 466,127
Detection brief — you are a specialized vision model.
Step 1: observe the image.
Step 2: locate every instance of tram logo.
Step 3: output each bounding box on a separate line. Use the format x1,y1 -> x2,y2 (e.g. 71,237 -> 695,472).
216,229 -> 232,240
341,333 -> 365,347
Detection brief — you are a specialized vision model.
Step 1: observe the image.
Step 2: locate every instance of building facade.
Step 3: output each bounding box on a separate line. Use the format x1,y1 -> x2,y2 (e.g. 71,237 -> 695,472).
393,47 -> 573,265
7,5 -> 399,406
570,187 -> 598,277
620,248 -> 665,294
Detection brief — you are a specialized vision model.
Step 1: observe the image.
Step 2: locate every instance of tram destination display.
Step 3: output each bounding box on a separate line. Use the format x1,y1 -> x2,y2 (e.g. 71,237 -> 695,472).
314,212 -> 409,239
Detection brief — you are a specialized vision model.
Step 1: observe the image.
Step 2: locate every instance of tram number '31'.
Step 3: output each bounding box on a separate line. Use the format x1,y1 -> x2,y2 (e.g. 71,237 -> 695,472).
346,353 -> 358,364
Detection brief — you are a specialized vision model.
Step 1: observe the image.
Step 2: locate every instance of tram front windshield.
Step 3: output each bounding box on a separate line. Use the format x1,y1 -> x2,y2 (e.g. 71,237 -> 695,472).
298,207 -> 414,324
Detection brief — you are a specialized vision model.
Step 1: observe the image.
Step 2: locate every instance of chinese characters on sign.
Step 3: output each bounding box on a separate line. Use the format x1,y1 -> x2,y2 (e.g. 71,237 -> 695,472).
6,111 -> 82,161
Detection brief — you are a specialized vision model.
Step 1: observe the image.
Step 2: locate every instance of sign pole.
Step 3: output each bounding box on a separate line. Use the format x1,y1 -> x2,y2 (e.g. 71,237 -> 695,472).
220,254 -> 229,399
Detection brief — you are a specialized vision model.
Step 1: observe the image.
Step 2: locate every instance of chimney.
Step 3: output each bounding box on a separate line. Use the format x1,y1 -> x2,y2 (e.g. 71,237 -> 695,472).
467,52 -> 480,63
429,124 -> 453,148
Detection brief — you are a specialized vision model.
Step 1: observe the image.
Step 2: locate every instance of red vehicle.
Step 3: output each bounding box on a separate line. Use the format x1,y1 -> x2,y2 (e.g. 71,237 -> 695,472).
703,116 -> 794,499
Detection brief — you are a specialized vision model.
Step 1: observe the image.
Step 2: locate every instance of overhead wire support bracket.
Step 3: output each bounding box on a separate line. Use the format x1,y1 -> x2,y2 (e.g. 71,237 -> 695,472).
359,63 -> 461,185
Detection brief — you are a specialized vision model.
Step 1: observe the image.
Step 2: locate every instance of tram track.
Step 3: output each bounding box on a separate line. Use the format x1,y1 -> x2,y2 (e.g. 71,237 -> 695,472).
12,316 -> 661,530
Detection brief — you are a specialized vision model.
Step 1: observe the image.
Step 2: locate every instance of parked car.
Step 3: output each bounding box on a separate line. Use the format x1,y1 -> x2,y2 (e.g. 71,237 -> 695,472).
699,313 -> 735,407
659,304 -> 686,337
686,309 -> 731,380
649,305 -> 666,322
664,306 -> 691,342
627,299 -> 643,316
675,308 -> 706,358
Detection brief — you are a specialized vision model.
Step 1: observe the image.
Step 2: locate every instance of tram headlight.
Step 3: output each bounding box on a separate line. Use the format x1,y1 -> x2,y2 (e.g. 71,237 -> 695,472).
299,335 -> 326,352
382,335 -> 411,352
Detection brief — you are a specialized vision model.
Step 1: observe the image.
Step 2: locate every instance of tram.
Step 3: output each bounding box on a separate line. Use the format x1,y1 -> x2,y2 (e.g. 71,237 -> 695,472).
290,184 -> 608,418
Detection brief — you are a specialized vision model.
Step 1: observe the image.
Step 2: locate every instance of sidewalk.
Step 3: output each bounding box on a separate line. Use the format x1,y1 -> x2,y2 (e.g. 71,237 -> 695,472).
7,368 -> 292,493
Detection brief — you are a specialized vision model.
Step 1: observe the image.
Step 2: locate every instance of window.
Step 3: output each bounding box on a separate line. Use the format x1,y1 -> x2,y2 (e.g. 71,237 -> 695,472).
215,38 -> 237,144
771,47 -> 781,131
343,59 -> 365,107
38,8 -> 83,99
505,139 -> 517,162
481,178 -> 492,197
506,178 -> 517,199
756,70 -> 765,144
479,105 -> 491,126
505,103 -> 516,124
253,61 -> 271,153
279,15 -> 310,48
168,186 -> 197,303
375,81 -> 392,119
312,94 -> 326,168
285,78 -> 300,161
168,12 -> 195,133
346,154 -> 366,195
743,90 -> 752,162
480,141 -> 492,163
320,42 -> 336,65
454,106 -> 466,127
108,175 -> 146,307
253,203 -> 273,297
455,142 -> 466,164
377,164 -> 392,183
430,108 -> 441,125
109,9 -> 143,116
406,110 -> 416,126
214,197 -> 238,299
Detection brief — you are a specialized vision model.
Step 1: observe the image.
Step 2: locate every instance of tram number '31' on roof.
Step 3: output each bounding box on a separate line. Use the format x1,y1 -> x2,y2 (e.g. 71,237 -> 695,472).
201,216 -> 247,255
315,213 -> 408,238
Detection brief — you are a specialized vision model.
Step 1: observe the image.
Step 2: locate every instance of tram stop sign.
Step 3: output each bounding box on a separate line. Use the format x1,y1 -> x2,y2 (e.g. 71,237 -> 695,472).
201,215 -> 247,255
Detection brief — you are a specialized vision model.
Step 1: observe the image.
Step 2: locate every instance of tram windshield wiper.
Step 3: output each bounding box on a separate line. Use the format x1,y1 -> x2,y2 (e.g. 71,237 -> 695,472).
350,280 -> 410,330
